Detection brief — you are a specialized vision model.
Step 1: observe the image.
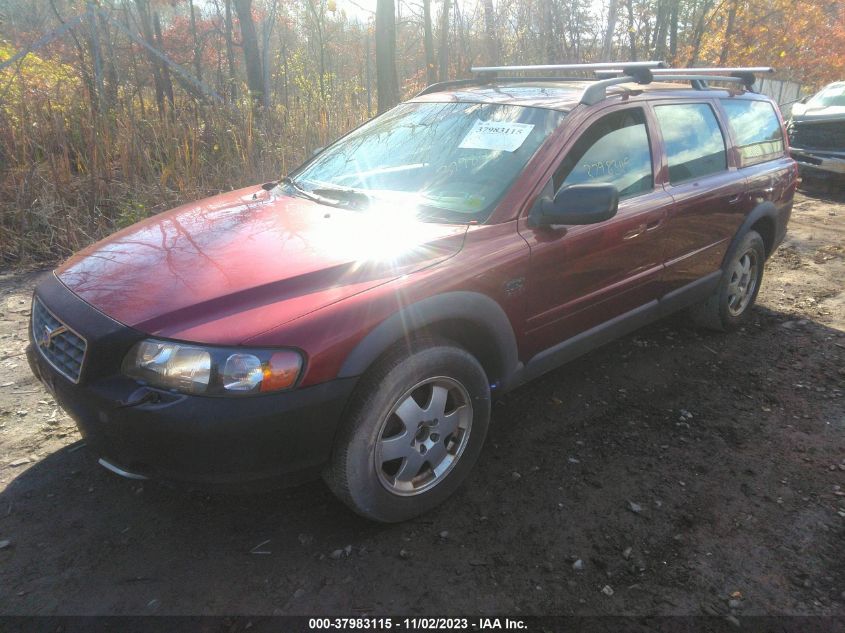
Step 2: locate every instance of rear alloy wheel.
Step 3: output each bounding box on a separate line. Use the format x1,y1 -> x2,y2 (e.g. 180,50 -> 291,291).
325,338 -> 490,522
690,229 -> 766,331
725,249 -> 759,317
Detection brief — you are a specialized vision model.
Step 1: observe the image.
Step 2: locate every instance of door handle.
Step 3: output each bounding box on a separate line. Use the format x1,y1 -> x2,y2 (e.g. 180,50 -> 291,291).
728,194 -> 742,204
645,218 -> 661,231
623,224 -> 647,240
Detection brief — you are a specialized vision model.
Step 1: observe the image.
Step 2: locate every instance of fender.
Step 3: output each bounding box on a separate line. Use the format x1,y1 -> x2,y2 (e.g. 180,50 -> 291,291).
338,291 -> 522,389
723,200 -> 779,266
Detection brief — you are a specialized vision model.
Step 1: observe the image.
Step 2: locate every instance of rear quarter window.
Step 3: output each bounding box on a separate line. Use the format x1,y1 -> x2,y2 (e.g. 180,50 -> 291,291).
720,99 -> 785,167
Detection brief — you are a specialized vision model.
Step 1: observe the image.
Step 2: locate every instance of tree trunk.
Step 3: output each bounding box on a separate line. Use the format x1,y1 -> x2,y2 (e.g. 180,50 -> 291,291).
224,0 -> 238,102
543,0 -> 556,64
305,0 -> 326,101
687,0 -> 714,66
602,0 -> 619,60
423,0 -> 436,84
482,0 -> 499,65
134,0 -> 169,115
96,12 -> 120,110
365,29 -> 373,115
152,11 -> 175,109
282,35 -> 290,115
653,0 -> 669,60
188,0 -> 203,83
625,0 -> 637,61
438,0 -> 451,81
669,0 -> 679,62
454,0 -> 470,72
261,0 -> 279,111
718,0 -> 739,65
233,0 -> 264,108
375,0 -> 399,112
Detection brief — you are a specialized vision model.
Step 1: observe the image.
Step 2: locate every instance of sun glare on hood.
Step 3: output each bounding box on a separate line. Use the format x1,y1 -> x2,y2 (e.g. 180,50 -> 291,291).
312,192 -> 467,266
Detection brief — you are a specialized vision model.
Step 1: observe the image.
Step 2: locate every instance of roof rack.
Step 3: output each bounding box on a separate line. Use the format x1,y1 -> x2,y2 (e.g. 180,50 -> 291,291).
470,61 -> 667,75
416,76 -> 589,96
417,61 -> 667,98
586,65 -> 774,103
581,72 -> 773,105
417,63 -> 774,106
596,66 -> 774,87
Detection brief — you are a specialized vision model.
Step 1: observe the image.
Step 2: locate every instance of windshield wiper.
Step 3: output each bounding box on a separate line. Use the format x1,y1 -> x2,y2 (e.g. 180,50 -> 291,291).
311,186 -> 371,209
281,177 -> 348,209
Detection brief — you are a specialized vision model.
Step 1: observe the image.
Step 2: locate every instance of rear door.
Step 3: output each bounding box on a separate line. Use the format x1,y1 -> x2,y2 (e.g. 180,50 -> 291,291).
650,101 -> 747,294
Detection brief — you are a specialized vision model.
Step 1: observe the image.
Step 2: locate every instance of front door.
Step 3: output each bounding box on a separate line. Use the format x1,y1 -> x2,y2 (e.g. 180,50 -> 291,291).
518,106 -> 673,358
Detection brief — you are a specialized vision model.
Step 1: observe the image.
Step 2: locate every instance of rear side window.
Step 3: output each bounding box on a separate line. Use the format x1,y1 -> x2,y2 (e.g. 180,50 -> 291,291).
554,108 -> 653,198
720,99 -> 784,167
654,103 -> 727,184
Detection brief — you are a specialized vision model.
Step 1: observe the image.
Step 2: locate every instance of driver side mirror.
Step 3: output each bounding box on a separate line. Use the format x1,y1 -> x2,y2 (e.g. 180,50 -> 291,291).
531,184 -> 619,228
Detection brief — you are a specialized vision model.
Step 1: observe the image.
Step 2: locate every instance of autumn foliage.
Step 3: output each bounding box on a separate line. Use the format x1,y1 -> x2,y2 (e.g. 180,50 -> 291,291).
696,0 -> 845,85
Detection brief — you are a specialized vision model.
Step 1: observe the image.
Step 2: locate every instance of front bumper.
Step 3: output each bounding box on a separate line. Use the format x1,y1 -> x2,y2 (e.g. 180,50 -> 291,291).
27,275 -> 357,485
790,148 -> 845,176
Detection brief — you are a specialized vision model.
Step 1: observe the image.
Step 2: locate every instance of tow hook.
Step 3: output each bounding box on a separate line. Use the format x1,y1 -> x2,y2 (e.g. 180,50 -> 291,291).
117,389 -> 161,409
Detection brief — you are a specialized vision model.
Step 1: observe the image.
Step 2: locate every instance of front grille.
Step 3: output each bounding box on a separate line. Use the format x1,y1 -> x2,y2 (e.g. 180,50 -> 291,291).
789,120 -> 845,151
31,296 -> 87,383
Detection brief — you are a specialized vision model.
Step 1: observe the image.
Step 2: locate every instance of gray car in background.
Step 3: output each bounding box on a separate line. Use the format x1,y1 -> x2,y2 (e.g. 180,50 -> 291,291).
787,81 -> 845,188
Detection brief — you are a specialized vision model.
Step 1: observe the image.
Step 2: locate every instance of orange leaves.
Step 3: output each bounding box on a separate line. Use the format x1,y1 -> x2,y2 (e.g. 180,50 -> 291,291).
697,0 -> 845,86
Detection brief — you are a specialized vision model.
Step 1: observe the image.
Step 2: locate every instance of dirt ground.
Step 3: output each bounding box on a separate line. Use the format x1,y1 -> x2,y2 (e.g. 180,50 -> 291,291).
0,191 -> 843,617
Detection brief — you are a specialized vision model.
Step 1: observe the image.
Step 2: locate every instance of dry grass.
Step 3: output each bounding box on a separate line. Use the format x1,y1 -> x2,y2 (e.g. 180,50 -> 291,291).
0,72 -> 367,265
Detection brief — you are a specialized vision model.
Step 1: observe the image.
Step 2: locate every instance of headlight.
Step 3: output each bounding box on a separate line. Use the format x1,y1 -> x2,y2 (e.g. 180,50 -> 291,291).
122,339 -> 303,396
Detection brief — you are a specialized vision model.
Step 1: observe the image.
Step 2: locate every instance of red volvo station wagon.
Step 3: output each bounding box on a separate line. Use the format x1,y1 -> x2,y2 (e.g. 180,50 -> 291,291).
27,63 -> 797,522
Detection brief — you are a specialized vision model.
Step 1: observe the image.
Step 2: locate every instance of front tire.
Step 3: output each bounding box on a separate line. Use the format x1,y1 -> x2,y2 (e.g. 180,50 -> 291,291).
324,338 -> 491,522
690,229 -> 766,331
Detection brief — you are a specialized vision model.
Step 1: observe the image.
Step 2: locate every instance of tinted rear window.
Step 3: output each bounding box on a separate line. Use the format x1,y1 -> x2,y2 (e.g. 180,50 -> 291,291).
720,99 -> 784,167
654,103 -> 727,184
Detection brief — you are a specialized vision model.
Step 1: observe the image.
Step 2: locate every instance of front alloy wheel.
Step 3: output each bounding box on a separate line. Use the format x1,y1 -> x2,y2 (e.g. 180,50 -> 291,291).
375,377 -> 473,496
325,338 -> 490,522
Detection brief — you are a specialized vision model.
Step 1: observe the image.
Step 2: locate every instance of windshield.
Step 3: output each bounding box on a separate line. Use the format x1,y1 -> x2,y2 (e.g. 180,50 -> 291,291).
287,102 -> 566,223
808,84 -> 845,108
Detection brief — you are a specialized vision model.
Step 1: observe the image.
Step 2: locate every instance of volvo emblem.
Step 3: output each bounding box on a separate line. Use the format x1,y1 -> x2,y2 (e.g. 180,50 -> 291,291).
39,324 -> 67,349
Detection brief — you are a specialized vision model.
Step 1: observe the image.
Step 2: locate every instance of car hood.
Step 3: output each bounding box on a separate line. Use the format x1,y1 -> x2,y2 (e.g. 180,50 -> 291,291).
790,103 -> 845,123
57,185 -> 467,344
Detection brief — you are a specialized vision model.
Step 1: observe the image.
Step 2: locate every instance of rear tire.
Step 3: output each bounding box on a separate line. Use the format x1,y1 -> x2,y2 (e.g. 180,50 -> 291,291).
324,337 -> 490,523
689,230 -> 765,331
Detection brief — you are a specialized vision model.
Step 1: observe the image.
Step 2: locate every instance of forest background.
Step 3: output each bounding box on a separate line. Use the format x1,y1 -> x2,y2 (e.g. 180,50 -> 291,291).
1,0 -> 842,263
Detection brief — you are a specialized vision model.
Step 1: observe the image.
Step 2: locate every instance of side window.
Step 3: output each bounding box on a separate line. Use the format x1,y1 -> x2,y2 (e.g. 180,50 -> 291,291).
553,108 -> 653,199
720,99 -> 784,167
654,103 -> 727,184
